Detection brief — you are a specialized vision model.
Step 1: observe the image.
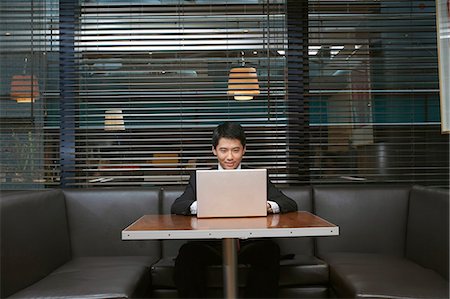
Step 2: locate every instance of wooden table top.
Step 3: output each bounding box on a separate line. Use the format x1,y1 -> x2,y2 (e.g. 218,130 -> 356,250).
122,211 -> 339,240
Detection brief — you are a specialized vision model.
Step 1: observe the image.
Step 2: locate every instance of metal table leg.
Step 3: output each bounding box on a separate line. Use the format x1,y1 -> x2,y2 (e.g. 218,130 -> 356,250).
222,238 -> 238,298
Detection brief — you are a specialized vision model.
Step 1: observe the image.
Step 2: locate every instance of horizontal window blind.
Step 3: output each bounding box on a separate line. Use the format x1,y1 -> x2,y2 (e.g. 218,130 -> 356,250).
1,0 -> 448,189
0,0 -> 61,189
307,0 -> 449,187
64,0 -> 291,187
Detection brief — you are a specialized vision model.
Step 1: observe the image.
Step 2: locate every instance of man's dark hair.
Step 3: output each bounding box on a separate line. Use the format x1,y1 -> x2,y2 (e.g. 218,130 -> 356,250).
212,122 -> 246,149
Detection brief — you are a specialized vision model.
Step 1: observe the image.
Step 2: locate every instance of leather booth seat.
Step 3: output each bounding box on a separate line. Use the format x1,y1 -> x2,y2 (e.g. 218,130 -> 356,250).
1,185 -> 448,298
1,189 -> 160,299
314,185 -> 449,299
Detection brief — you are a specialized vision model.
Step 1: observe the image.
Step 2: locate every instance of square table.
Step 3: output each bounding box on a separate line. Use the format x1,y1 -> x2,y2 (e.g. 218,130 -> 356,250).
122,211 -> 339,298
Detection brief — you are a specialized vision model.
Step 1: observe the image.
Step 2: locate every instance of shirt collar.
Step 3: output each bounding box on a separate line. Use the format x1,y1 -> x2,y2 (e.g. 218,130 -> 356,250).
218,163 -> 242,170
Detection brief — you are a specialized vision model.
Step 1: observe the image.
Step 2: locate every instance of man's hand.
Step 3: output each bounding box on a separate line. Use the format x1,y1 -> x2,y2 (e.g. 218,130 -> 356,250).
267,202 -> 273,213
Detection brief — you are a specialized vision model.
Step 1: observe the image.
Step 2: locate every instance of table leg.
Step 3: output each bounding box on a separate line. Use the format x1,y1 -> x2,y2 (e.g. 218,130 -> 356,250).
222,238 -> 238,298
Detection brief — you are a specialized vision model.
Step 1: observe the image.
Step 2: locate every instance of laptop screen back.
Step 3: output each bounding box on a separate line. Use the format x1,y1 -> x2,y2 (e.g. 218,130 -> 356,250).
196,169 -> 267,218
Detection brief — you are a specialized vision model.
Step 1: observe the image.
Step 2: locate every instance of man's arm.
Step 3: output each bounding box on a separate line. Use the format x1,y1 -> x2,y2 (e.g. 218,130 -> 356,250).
267,181 -> 298,213
171,173 -> 196,215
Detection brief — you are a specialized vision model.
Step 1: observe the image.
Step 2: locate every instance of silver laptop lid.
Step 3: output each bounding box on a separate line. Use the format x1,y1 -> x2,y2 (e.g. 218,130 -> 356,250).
196,168 -> 267,218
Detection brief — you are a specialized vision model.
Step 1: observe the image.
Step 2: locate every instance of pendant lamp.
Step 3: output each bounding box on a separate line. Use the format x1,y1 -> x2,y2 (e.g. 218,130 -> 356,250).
10,75 -> 39,103
227,52 -> 260,101
104,109 -> 125,131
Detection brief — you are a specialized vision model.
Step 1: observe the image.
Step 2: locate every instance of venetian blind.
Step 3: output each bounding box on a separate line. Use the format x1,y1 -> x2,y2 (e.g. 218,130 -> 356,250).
1,0 -> 448,189
62,0 -> 292,187
306,0 -> 449,187
0,0 -> 61,188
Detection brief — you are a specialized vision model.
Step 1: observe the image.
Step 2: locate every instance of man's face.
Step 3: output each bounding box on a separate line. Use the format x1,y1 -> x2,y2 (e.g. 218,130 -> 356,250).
212,137 -> 246,170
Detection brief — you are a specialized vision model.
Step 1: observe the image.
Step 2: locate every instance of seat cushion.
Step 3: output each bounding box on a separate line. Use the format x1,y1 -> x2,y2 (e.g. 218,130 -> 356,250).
9,256 -> 156,299
279,255 -> 329,286
151,257 -> 249,288
152,286 -> 329,299
151,254 -> 328,289
321,253 -> 449,299
277,286 -> 328,298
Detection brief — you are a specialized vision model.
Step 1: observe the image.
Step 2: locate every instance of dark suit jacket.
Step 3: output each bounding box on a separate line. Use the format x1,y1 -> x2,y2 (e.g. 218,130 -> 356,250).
171,169 -> 298,215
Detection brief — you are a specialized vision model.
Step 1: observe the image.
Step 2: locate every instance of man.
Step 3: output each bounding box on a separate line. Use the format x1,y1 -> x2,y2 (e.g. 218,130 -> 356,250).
171,122 -> 297,298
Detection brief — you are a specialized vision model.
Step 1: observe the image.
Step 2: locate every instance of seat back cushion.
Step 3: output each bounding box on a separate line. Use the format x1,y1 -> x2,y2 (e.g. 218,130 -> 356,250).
406,185 -> 449,280
1,190 -> 71,298
160,186 -> 187,257
314,185 -> 410,256
63,188 -> 160,257
274,186 -> 315,256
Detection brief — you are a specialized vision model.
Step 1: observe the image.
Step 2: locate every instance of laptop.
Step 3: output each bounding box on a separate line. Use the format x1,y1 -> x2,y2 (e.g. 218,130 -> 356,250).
196,168 -> 267,218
